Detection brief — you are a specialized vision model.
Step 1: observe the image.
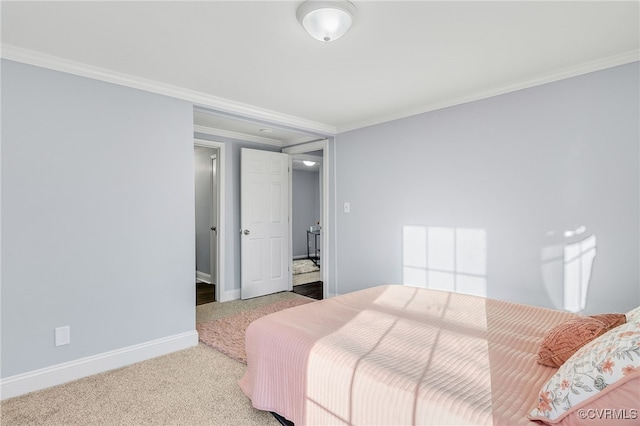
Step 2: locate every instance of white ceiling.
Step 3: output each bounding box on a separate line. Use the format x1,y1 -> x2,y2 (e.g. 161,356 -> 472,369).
292,153 -> 323,171
2,1 -> 638,142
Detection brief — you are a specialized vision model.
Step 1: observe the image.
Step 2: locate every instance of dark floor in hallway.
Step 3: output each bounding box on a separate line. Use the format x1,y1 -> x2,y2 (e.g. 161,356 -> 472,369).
197,280 -> 323,306
196,282 -> 215,305
293,281 -> 323,300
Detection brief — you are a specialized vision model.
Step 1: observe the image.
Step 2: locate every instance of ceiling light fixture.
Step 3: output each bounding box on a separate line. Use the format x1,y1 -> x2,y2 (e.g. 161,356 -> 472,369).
296,0 -> 357,42
303,160 -> 317,167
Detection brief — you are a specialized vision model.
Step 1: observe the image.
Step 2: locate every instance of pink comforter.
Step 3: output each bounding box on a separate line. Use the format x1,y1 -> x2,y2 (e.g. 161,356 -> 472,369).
239,285 -> 575,425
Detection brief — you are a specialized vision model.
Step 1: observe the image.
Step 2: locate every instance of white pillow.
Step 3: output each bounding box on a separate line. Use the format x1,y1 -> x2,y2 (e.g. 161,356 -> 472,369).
529,319 -> 640,424
626,305 -> 640,322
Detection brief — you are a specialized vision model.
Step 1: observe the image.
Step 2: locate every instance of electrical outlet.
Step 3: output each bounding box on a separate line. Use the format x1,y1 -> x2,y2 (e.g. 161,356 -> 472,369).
344,202 -> 350,213
55,326 -> 70,346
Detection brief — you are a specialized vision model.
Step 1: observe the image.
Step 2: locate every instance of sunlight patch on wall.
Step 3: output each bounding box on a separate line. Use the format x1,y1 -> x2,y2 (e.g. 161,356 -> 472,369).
541,231 -> 596,313
563,235 -> 596,313
403,226 -> 487,297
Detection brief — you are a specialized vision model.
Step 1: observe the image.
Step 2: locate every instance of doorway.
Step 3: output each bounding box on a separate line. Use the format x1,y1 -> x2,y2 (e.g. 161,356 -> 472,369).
290,151 -> 323,300
284,139 -> 330,300
194,140 -> 226,304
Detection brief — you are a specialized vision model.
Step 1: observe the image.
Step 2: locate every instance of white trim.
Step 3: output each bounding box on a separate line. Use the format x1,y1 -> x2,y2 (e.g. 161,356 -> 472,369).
337,50 -> 640,132
194,139 -> 226,303
1,44 -> 336,136
0,331 -> 198,401
194,125 -> 283,147
195,271 -> 211,284
332,137 -> 339,298
284,140 -> 328,155
288,155 -> 294,291
223,288 -> 241,302
283,139 -> 331,299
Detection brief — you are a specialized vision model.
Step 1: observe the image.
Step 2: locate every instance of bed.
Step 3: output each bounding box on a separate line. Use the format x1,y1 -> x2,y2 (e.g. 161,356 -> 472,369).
239,285 -> 639,425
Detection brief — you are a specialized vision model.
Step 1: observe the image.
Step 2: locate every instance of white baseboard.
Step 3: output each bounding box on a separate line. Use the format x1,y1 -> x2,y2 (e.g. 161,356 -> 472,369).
0,330 -> 199,401
220,288 -> 240,302
195,271 -> 211,284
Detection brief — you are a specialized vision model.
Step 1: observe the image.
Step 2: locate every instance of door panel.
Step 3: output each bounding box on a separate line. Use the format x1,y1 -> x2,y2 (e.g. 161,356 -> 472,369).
241,148 -> 289,299
270,237 -> 283,279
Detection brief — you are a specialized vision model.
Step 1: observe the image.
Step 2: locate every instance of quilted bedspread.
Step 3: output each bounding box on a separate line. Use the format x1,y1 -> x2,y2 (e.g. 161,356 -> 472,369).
239,285 -> 575,425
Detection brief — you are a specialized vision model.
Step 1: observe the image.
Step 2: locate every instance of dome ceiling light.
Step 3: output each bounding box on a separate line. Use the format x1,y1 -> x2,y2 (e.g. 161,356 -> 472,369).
296,0 -> 357,42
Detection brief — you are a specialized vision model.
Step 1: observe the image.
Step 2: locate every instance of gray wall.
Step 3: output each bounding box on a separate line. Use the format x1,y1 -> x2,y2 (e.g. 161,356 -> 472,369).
194,146 -> 217,277
292,169 -> 320,258
1,60 -> 195,377
335,62 -> 639,314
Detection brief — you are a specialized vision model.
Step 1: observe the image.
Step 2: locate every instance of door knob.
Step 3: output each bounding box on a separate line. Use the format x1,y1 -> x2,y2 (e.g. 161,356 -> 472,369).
243,229 -> 250,235
211,226 -> 217,232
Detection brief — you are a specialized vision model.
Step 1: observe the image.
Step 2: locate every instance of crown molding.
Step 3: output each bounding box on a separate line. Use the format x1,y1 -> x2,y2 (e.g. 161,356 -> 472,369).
3,44 -> 636,136
0,44 -> 336,136
337,50 -> 640,133
193,124 -> 283,147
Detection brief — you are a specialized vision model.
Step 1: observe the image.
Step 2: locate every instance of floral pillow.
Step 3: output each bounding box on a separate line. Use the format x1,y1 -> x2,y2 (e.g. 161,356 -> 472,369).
529,319 -> 640,424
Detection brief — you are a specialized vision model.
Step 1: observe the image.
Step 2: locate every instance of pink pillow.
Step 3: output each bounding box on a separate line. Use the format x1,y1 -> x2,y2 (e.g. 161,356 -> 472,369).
537,313 -> 626,368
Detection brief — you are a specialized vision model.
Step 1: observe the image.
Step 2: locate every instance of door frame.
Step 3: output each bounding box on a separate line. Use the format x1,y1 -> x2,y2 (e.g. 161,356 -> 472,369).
283,139 -> 330,299
194,138 -> 226,303
209,153 -> 218,291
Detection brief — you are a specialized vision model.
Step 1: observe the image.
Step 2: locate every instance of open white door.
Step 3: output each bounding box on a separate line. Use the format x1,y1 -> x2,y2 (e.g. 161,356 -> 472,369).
241,148 -> 290,299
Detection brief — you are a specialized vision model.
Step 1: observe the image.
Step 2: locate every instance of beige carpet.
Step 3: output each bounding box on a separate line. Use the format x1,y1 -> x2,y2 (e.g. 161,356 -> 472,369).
0,291 -> 311,426
0,345 -> 275,426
